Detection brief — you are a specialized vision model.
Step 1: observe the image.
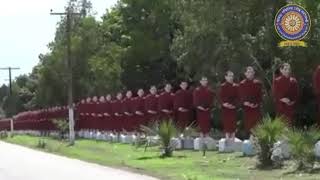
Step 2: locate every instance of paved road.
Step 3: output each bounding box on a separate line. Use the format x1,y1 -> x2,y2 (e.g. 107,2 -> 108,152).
0,141 -> 158,180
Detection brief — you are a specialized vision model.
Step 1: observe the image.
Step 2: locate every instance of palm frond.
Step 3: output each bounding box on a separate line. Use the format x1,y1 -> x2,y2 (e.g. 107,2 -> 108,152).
252,115 -> 287,167
286,126 -> 320,170
139,118 -> 178,157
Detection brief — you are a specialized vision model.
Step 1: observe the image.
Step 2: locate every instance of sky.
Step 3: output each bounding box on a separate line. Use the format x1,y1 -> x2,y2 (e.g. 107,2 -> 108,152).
0,0 -> 118,85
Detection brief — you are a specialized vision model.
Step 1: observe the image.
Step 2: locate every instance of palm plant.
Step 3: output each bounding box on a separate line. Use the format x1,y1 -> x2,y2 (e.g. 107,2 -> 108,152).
286,127 -> 320,170
136,120 -> 159,151
252,115 -> 287,167
140,119 -> 178,157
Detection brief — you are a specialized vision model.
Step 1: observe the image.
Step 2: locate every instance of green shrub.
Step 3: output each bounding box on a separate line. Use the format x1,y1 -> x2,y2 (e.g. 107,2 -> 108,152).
286,127 -> 320,170
252,116 -> 287,167
182,174 -> 198,180
159,120 -> 178,157
37,139 -> 47,149
136,121 -> 160,151
0,131 -> 8,139
140,119 -> 178,157
52,118 -> 69,139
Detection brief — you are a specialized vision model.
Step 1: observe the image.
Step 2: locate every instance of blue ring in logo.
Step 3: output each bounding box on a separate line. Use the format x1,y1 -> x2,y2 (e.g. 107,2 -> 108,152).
274,4 -> 311,41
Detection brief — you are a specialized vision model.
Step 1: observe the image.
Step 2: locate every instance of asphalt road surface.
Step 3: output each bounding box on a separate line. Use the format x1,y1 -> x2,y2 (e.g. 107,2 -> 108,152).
0,141 -> 158,180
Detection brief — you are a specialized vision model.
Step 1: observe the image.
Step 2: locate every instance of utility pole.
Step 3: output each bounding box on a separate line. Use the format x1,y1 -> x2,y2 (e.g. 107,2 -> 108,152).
0,67 -> 20,96
50,6 -> 81,146
10,118 -> 14,137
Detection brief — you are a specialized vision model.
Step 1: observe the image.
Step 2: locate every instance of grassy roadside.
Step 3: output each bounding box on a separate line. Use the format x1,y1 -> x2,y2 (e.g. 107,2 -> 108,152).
2,135 -> 319,180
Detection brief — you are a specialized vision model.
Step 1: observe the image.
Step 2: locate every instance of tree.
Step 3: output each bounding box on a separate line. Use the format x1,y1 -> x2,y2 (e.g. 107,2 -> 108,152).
118,0 -> 179,89
0,85 -> 8,104
3,0 -> 320,130
171,0 -> 319,127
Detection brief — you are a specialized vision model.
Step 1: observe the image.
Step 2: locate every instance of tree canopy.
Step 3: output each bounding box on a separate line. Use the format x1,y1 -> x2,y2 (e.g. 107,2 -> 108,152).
1,0 -> 319,126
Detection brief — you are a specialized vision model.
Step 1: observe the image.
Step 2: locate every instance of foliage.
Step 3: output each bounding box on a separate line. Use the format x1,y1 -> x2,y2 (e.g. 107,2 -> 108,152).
119,0 -> 179,89
136,120 -> 160,151
1,0 -> 319,134
140,119 -> 178,157
182,174 -> 198,180
286,127 -> 320,170
252,116 -> 287,167
37,139 -> 47,149
0,85 -> 8,103
0,131 -> 8,139
2,93 -> 23,117
158,120 -> 178,157
52,118 -> 69,139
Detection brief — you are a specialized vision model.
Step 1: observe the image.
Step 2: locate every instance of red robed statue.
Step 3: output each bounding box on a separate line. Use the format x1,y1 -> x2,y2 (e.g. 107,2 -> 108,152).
272,63 -> 299,126
174,81 -> 193,131
96,96 -> 107,130
102,94 -> 112,131
123,91 -> 135,132
158,84 -> 174,121
193,77 -> 214,135
144,86 -> 159,124
219,71 -> 239,139
111,93 -> 124,132
239,66 -> 262,134
133,89 -> 146,130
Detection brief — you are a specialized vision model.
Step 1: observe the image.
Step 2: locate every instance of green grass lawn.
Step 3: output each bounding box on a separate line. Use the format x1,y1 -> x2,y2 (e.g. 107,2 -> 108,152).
2,135 -> 320,180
